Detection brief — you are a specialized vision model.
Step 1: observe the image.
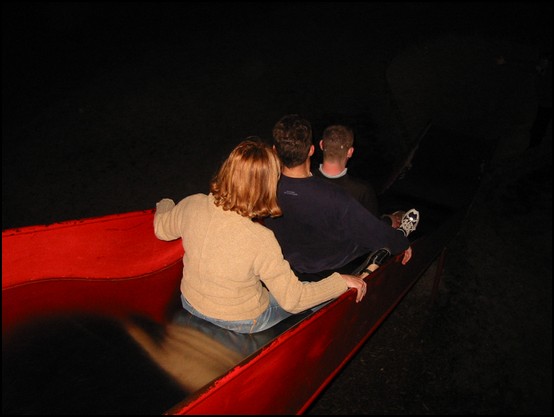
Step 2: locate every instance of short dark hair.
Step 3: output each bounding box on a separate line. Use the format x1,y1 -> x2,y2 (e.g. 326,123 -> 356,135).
272,114 -> 312,168
321,125 -> 354,162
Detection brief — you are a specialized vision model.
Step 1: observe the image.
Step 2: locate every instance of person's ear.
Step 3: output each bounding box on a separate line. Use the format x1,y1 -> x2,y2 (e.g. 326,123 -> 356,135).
309,144 -> 315,157
347,147 -> 354,158
319,140 -> 324,151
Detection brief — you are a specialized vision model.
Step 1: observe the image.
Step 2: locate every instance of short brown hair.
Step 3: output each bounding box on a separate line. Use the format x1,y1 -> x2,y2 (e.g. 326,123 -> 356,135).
272,114 -> 312,168
321,125 -> 354,162
210,139 -> 282,219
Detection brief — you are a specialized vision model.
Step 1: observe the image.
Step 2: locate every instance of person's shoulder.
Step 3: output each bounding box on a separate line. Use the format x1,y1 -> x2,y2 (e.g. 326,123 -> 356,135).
184,193 -> 209,202
335,172 -> 371,191
177,193 -> 210,208
311,168 -> 325,178
279,174 -> 352,201
310,175 -> 351,195
311,177 -> 368,210
345,173 -> 372,188
246,218 -> 281,246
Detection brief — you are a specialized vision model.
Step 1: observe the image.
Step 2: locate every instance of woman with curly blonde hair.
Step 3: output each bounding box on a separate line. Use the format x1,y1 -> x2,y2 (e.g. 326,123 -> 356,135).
154,138 -> 366,333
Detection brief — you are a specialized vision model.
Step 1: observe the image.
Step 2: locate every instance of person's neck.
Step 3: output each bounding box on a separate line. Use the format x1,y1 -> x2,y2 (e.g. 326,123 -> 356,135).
320,160 -> 347,176
282,160 -> 312,178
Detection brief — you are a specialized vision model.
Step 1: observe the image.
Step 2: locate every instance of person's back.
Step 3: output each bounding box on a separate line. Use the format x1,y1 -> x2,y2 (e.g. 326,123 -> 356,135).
312,124 -> 378,216
154,139 -> 368,333
264,115 -> 411,281
269,173 -> 406,276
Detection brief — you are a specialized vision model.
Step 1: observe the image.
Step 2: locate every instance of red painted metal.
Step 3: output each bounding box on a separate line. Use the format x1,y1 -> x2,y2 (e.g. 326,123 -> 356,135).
167,209 -> 465,415
2,210 -> 184,330
2,205 -> 463,414
2,203 -> 467,414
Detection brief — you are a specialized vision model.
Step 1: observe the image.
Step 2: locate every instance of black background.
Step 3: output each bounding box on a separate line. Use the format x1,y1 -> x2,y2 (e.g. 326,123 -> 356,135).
2,2 -> 551,414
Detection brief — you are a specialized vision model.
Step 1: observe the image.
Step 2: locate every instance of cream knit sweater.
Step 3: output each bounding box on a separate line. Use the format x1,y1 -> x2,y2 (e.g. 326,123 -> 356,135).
154,193 -> 348,321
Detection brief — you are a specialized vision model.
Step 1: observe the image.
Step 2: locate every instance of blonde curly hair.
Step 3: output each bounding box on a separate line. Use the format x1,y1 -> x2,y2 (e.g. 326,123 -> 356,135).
210,138 -> 282,219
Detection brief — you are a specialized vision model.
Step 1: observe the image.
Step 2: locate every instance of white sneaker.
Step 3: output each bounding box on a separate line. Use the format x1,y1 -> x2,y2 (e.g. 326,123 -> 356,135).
398,208 -> 420,236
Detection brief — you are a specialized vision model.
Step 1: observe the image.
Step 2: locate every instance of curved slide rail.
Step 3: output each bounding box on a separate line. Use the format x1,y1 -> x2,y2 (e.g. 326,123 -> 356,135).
2,210 -> 184,330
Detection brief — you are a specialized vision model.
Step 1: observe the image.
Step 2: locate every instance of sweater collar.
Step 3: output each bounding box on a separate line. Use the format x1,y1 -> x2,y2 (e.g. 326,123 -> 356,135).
318,164 -> 348,179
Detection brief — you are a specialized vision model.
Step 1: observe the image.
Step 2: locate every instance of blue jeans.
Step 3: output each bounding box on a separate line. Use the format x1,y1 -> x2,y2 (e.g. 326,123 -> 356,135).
180,293 -> 294,334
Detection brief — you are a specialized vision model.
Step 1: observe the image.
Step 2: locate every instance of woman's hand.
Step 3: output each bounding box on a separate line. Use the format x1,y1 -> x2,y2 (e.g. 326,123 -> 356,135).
340,274 -> 367,303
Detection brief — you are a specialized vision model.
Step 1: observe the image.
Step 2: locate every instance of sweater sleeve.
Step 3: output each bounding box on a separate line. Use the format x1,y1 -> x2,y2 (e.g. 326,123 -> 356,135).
153,198 -> 181,241
344,197 -> 410,255
253,229 -> 349,313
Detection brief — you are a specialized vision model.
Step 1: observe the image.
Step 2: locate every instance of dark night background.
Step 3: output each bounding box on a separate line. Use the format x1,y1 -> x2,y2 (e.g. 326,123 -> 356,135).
2,2 -> 552,414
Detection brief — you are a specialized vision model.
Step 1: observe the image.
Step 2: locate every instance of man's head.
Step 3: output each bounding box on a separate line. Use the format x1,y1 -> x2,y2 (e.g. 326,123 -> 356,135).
320,125 -> 354,163
272,114 -> 313,168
